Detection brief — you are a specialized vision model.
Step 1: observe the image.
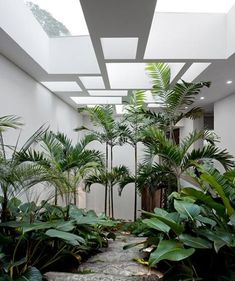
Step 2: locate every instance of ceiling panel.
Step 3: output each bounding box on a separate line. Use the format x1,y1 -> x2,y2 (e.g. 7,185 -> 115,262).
80,76 -> 105,89
41,81 -> 81,92
101,37 -> 138,59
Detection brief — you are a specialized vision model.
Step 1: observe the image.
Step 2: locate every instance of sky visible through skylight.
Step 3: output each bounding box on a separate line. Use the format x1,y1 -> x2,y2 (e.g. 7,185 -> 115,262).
156,0 -> 235,13
25,0 -> 89,36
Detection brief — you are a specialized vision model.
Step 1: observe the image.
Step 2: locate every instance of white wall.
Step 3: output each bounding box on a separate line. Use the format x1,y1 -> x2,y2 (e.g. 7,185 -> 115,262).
0,54 -> 86,205
214,93 -> 235,158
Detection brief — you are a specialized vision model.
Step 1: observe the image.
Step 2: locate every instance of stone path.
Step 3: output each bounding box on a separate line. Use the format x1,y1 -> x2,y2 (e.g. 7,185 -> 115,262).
44,234 -> 162,281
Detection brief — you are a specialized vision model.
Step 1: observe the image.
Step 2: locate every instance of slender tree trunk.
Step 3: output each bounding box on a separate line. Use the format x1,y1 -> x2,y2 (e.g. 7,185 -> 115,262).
105,142 -> 108,215
73,171 -> 77,205
134,143 -> 138,221
54,187 -> 58,206
1,190 -> 9,223
110,145 -> 114,218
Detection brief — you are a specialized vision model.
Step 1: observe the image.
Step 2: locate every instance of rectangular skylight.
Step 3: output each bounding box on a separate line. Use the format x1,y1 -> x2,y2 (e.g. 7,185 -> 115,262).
41,81 -> 81,92
71,96 -> 122,105
155,0 -> 235,13
106,63 -> 184,89
88,90 -> 128,96
25,0 -> 89,37
80,76 -> 105,89
101,38 -> 139,59
180,63 -> 211,82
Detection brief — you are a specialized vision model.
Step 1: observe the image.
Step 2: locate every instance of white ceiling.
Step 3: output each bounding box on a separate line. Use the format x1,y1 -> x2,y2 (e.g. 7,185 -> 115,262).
1,0 -> 235,113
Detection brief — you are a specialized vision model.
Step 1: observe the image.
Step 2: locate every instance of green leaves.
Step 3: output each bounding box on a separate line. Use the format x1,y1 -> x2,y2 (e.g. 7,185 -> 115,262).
143,218 -> 170,234
179,234 -> 212,249
45,229 -> 85,245
149,240 -> 195,266
174,200 -> 201,220
15,267 -> 42,281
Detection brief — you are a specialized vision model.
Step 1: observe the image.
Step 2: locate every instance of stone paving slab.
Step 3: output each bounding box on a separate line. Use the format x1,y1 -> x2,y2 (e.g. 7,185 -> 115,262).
44,234 -> 161,281
44,272 -> 159,281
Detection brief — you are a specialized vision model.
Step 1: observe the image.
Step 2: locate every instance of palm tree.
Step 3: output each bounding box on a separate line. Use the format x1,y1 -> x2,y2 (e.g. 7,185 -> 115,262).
75,105 -> 121,217
84,165 -> 130,218
118,91 -> 150,220
0,116 -> 49,222
142,127 -> 235,193
142,63 -> 211,141
39,131 -> 104,206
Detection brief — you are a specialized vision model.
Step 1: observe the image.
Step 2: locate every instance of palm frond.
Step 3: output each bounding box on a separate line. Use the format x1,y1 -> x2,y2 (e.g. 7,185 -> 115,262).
146,63 -> 171,93
183,145 -> 235,171
0,115 -> 23,132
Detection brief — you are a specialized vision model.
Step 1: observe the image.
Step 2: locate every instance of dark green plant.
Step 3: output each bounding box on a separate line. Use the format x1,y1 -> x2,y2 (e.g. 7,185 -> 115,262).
125,167 -> 235,280
84,165 -> 130,218
0,200 -> 116,280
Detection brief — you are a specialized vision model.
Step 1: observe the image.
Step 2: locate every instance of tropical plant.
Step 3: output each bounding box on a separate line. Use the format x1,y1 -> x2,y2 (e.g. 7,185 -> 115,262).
84,165 -> 130,218
0,200 -> 116,280
124,167 -> 235,280
0,116 -> 49,222
35,131 -> 104,206
75,105 -> 122,217
141,127 -> 234,194
144,63 -> 211,140
117,91 -> 151,221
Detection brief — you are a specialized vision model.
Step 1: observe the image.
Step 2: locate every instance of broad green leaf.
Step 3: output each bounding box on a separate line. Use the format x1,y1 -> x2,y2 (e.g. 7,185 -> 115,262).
55,221 -> 75,232
196,215 -> 217,227
45,229 -> 85,245
15,267 -> 42,281
200,172 -> 235,216
22,222 -> 58,233
179,234 -> 212,249
200,229 -> 233,252
149,240 -> 195,265
153,215 -> 184,236
181,188 -> 226,217
174,200 -> 200,220
153,207 -> 169,216
143,218 -> 170,234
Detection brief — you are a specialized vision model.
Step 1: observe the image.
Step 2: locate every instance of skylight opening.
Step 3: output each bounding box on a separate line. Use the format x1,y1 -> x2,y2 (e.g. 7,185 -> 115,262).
155,0 -> 235,13
41,81 -> 81,92
71,97 -> 122,105
88,90 -> 128,97
25,0 -> 89,37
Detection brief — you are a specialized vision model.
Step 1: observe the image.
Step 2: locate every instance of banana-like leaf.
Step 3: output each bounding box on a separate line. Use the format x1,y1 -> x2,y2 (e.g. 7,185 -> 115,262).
149,240 -> 195,266
15,267 -> 42,281
179,234 -> 212,249
143,218 -> 170,234
45,229 -> 85,245
181,187 -> 226,217
200,172 -> 235,216
174,199 -> 201,220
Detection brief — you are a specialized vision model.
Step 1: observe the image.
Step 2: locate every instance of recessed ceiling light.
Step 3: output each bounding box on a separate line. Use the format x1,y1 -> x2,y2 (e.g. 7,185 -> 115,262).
200,97 -> 205,100
227,80 -> 233,84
